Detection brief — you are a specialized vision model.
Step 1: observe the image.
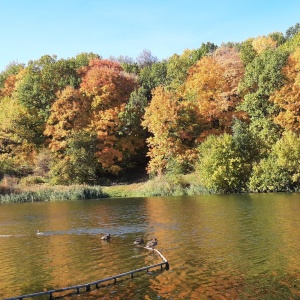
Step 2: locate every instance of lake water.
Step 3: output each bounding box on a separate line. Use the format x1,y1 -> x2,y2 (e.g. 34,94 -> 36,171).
1,193 -> 300,299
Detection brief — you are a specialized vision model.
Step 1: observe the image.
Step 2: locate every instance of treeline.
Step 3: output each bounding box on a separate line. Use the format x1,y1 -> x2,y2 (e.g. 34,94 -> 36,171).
1,23 -> 300,193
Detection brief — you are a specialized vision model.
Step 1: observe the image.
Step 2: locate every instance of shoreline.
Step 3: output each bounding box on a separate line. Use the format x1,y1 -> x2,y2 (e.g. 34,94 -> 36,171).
0,174 -> 205,204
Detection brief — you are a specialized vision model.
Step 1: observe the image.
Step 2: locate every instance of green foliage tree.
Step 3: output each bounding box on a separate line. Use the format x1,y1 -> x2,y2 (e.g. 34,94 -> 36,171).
197,134 -> 245,193
248,156 -> 290,192
239,49 -> 288,97
196,119 -> 261,193
280,32 -> 300,53
74,52 -> 101,69
238,39 -> 257,65
249,131 -> 300,192
269,32 -> 286,46
238,48 -> 289,153
232,118 -> 261,163
50,131 -> 98,184
14,55 -> 83,121
138,60 -> 168,100
119,87 -> 148,168
285,22 -> 300,40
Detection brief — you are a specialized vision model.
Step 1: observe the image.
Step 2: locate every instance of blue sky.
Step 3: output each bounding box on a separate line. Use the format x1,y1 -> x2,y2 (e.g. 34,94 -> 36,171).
1,0 -> 300,71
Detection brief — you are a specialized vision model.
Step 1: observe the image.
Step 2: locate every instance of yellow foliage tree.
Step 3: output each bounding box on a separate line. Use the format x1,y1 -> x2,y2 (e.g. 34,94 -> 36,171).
270,47 -> 300,133
252,36 -> 277,55
0,96 -> 37,173
142,87 -> 202,175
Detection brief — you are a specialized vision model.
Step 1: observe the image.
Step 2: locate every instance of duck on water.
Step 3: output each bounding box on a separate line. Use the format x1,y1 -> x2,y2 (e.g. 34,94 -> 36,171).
145,238 -> 158,249
133,237 -> 144,245
101,234 -> 111,241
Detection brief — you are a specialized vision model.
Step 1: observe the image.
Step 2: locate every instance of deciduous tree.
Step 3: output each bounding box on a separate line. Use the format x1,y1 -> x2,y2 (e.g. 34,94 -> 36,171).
0,62 -> 24,89
249,131 -> 300,192
142,87 -> 203,175
49,131 -> 98,184
0,96 -> 38,176
285,23 -> 300,40
238,38 -> 257,65
252,36 -> 277,55
184,47 -> 245,139
238,49 -> 289,152
136,49 -> 158,68
166,43 -> 217,91
80,59 -> 138,174
196,134 -> 243,193
14,55 -> 82,121
270,47 -> 300,133
44,86 -> 91,154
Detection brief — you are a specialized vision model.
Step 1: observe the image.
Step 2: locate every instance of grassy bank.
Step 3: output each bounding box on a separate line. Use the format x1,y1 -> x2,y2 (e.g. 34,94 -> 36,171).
0,174 -> 206,204
102,174 -> 206,198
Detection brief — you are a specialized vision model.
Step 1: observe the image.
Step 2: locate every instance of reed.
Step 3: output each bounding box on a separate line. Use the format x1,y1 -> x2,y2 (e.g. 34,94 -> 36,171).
0,173 -> 208,204
0,185 -> 107,204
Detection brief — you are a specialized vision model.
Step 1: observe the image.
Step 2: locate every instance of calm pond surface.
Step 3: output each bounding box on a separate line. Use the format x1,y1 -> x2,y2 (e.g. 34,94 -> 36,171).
1,193 -> 300,299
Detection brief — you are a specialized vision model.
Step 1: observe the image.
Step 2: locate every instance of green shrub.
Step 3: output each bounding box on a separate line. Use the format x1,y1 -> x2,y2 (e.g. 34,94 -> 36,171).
19,175 -> 47,185
248,131 -> 300,192
135,175 -> 189,197
196,134 -> 248,193
248,158 -> 291,192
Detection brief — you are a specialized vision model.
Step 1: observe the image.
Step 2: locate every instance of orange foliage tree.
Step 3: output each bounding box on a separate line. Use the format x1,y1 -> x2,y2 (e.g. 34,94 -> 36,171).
44,86 -> 91,154
184,47 -> 245,140
45,59 -> 138,176
270,47 -> 300,133
0,74 -> 19,97
79,59 -> 138,174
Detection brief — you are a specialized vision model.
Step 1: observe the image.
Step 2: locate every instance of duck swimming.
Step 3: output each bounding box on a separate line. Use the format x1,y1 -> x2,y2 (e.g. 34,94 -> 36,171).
133,237 -> 144,245
146,238 -> 158,249
101,234 -> 111,241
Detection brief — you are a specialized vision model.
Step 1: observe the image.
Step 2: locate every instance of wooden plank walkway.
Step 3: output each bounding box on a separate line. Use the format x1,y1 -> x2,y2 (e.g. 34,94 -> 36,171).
4,248 -> 169,300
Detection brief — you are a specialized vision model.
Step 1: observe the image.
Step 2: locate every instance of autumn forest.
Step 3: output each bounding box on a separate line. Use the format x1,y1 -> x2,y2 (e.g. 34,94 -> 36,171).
1,23 -> 300,195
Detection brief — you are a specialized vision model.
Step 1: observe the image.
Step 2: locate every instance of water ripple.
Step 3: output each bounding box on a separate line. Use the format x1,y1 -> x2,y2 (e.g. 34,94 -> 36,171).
2,195 -> 300,299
